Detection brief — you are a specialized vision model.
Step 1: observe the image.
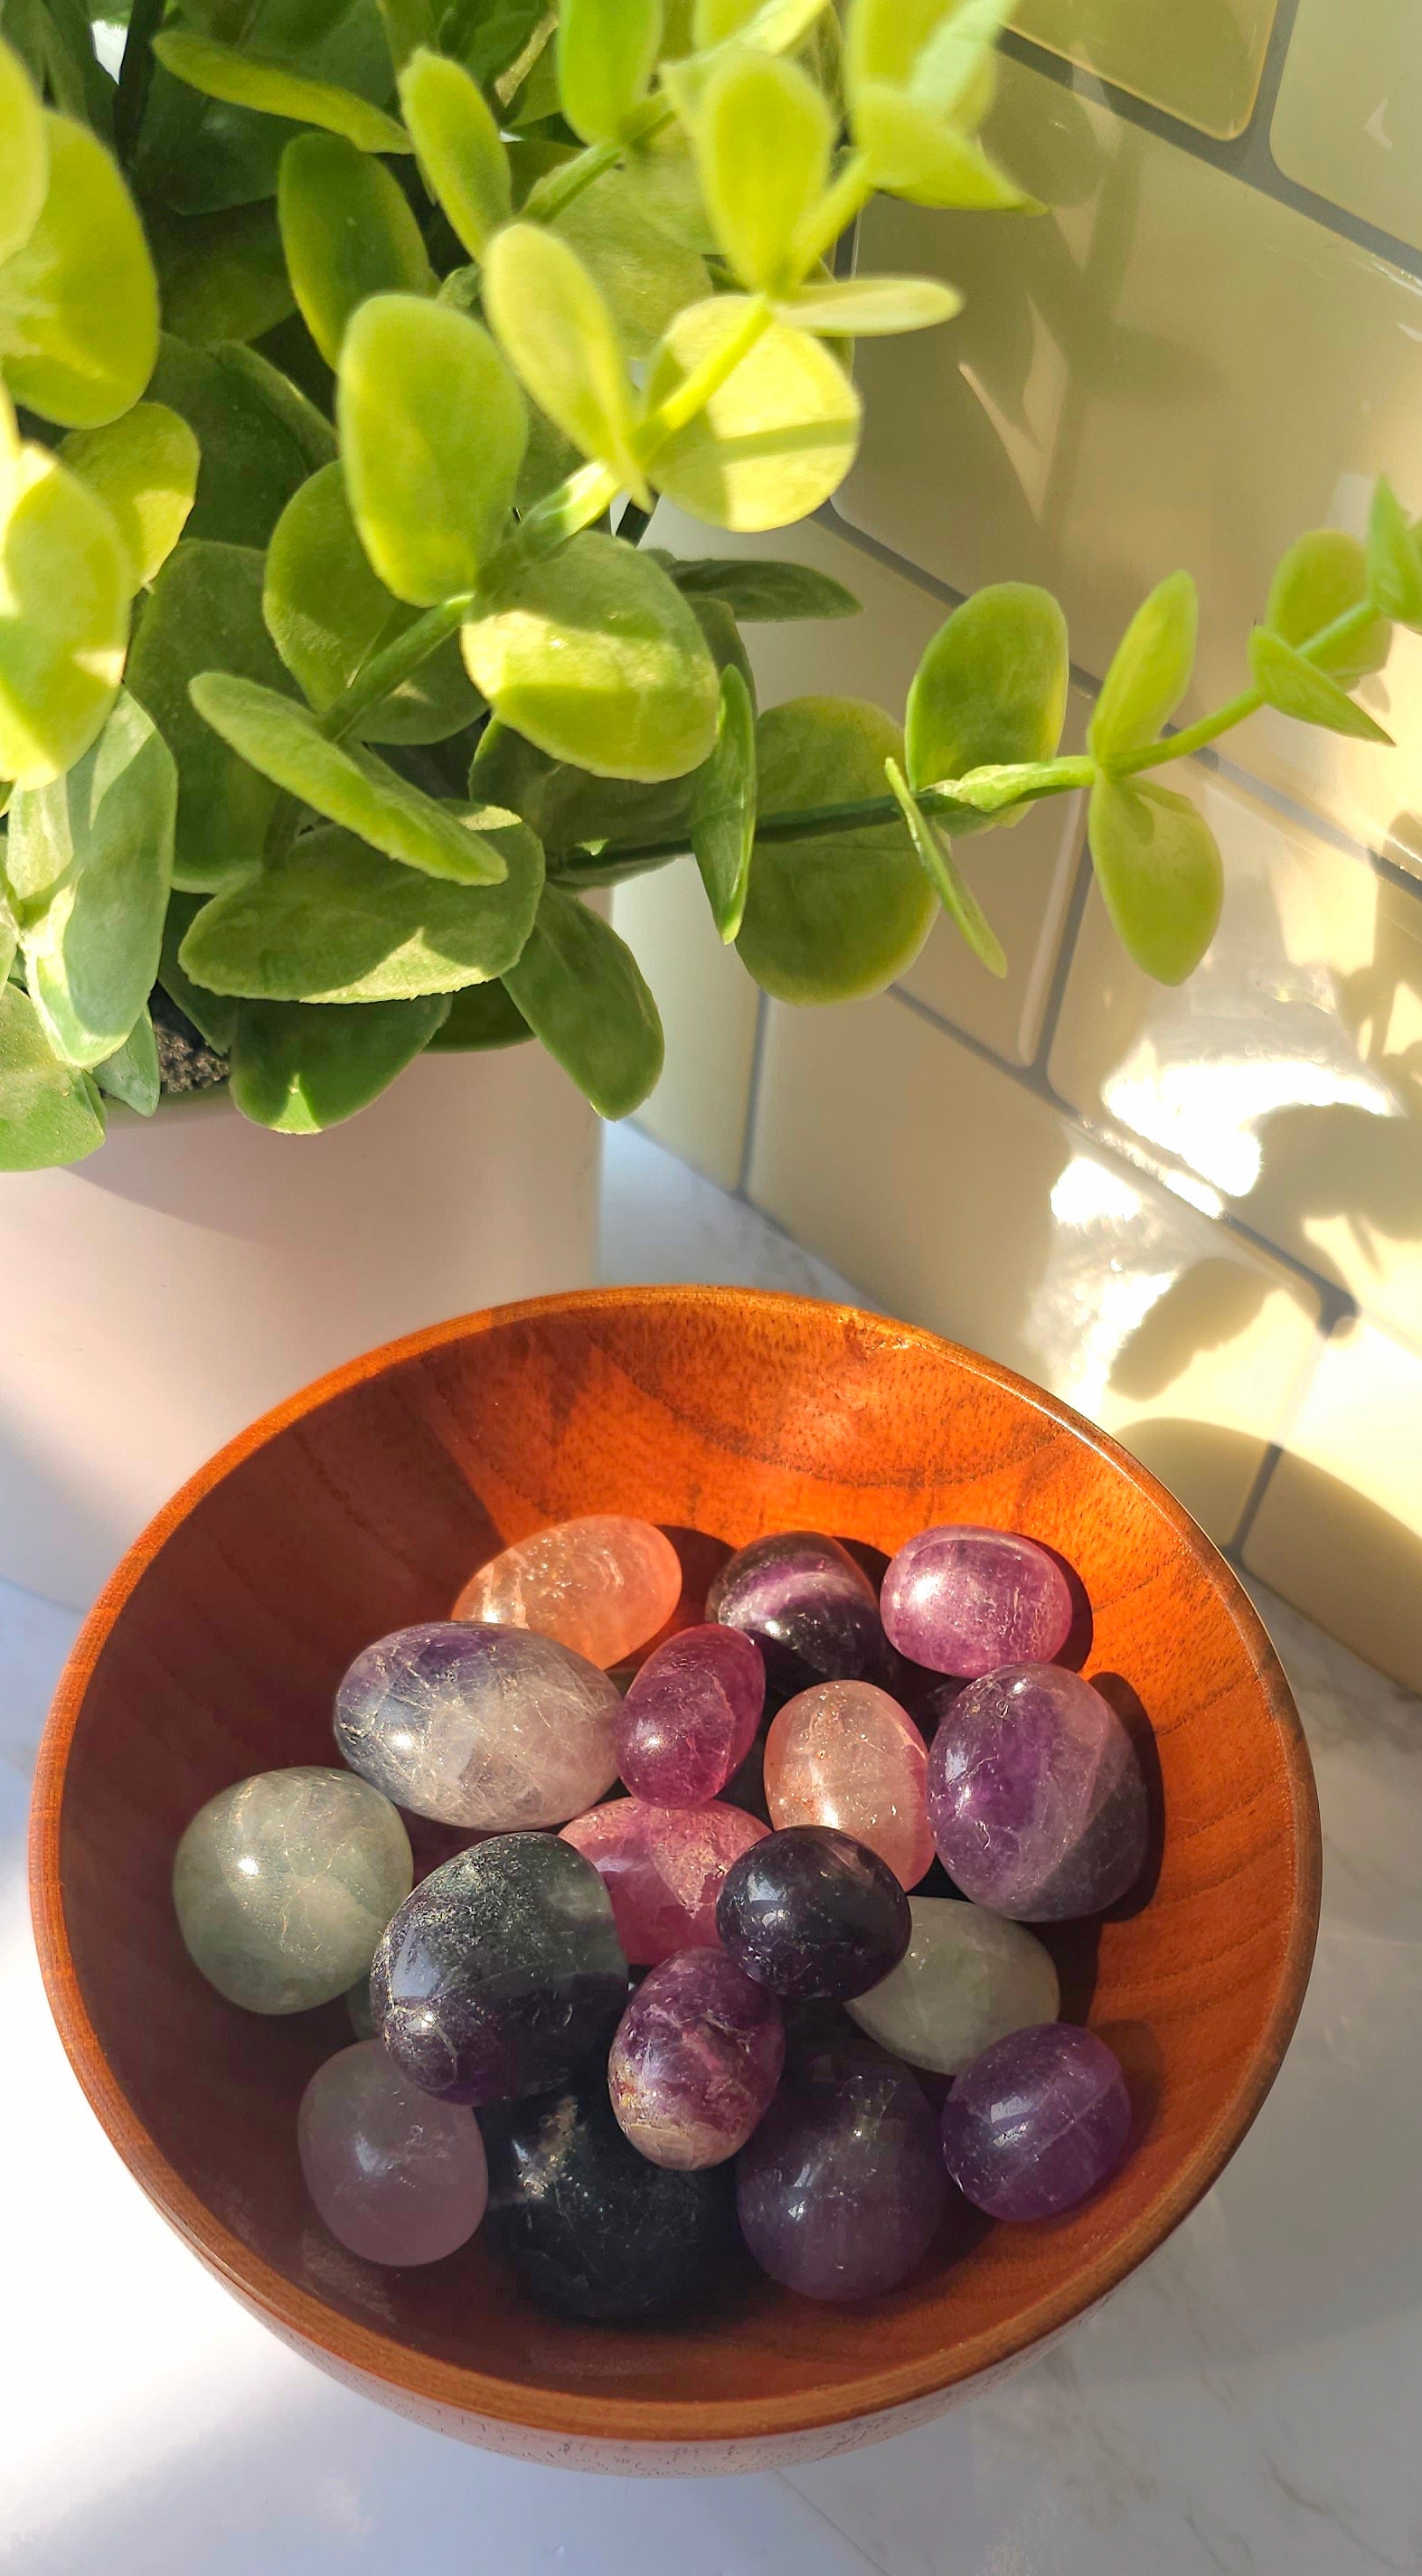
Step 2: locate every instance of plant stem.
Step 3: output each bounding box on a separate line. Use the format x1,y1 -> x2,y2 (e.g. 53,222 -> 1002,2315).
558,768 -> 1090,880
481,458 -> 621,595
320,598 -> 472,742
522,101 -> 673,227
790,150 -> 873,278
636,296 -> 773,458
1113,595 -> 1380,775
114,0 -> 164,163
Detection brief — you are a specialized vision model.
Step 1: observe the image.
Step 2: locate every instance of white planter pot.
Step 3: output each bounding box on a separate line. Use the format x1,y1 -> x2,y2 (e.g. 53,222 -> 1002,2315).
0,1045 -> 598,1607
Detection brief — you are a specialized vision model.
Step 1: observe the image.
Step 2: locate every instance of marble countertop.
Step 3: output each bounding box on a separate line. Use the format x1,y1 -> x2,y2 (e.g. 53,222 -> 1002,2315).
5,1125 -> 1418,2575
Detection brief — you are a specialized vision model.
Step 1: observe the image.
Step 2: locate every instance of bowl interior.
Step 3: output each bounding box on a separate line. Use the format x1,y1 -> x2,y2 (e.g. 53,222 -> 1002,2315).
34,1288 -> 1319,2447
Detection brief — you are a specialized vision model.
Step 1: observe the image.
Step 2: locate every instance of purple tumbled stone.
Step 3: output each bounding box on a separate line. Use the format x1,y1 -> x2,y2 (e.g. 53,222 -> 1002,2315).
881,1526 -> 1072,1678
939,2024 -> 1132,2219
298,2041 -> 488,2264
616,1624 -> 766,1807
607,1947 -> 785,2167
738,2053 -> 948,2300
716,1824 -> 911,2000
707,1532 -> 884,1695
927,1663 -> 1149,1920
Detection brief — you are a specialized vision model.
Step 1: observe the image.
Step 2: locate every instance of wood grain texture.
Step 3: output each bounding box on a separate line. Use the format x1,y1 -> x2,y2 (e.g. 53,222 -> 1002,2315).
29,1288 -> 1321,2467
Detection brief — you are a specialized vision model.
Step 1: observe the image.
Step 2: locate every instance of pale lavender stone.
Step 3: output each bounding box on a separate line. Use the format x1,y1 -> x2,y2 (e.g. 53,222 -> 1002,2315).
616,1624 -> 766,1806
334,1620 -> 620,1829
881,1526 -> 1073,1677
939,2024 -> 1132,2219
298,2041 -> 488,2264
928,1662 -> 1148,1920
737,2053 -> 947,2300
707,1532 -> 884,1694
607,1947 -> 785,2167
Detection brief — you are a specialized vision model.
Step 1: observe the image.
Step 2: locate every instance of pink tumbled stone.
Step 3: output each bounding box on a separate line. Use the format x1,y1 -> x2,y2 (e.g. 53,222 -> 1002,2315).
560,1798 -> 768,1964
764,1681 -> 934,1889
881,1525 -> 1073,1678
617,1623 -> 766,1806
453,1515 -> 683,1668
607,1947 -> 785,2167
297,2041 -> 487,2265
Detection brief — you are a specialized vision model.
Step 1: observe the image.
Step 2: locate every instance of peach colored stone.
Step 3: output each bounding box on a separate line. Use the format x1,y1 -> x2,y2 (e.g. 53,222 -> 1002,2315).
763,1681 -> 935,1891
453,1515 -> 683,1667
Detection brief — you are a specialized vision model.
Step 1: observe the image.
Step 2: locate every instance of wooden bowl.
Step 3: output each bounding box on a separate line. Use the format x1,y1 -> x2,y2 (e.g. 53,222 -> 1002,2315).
31,1288 -> 1320,2473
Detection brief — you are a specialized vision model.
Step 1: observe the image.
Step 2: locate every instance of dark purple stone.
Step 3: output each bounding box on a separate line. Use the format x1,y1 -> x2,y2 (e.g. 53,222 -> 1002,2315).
716,1823 -> 910,2000
927,1662 -> 1149,1920
616,1623 -> 766,1806
607,1946 -> 785,2166
881,1526 -> 1073,1677
372,1833 -> 628,2105
707,1531 -> 884,1695
737,2052 -> 948,2300
939,2023 -> 1132,2218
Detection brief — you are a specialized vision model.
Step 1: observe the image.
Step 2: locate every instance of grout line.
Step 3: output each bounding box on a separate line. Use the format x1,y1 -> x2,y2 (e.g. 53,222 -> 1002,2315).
772,2472 -> 900,2576
1028,812 -> 1095,1080
1224,1439 -> 1285,1567
736,987 -> 771,1201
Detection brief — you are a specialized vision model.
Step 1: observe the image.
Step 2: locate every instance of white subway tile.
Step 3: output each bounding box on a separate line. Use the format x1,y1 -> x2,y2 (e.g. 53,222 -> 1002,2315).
1273,0 -> 1422,257
1017,0 -> 1280,140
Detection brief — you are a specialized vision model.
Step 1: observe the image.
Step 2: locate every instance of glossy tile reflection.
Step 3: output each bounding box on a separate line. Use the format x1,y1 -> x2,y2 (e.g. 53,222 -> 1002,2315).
1050,767 -> 1422,1354
1273,0 -> 1422,257
841,57 -> 1422,868
1016,0 -> 1280,141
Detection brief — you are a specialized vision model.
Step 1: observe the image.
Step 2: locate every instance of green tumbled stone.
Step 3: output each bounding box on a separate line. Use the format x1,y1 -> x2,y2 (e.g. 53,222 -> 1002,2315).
173,1765 -> 413,2014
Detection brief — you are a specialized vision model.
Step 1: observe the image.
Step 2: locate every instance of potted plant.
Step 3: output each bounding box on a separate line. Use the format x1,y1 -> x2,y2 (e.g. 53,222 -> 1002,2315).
0,0 -> 1416,1599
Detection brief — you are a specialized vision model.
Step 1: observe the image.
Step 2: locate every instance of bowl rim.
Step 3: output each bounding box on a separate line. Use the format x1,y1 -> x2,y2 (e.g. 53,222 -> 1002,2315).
29,1283 -> 1323,2449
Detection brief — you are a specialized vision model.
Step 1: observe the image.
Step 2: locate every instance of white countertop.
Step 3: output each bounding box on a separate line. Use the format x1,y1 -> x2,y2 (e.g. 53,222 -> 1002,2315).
6,1124 -> 1419,2575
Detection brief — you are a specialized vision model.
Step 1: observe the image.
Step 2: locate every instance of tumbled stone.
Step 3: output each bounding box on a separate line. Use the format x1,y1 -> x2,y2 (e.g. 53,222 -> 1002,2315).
452,1514 -> 683,1666
716,1824 -> 911,2000
617,1623 -> 766,1807
881,1525 -> 1073,1676
738,2052 -> 947,2301
560,1797 -> 768,1964
928,1662 -> 1148,1920
939,2023 -> 1132,2218
334,1620 -> 620,1829
173,1766 -> 411,2015
299,2040 -> 487,2264
372,1833 -> 627,2104
607,1947 -> 785,2168
846,1896 -> 1059,2072
707,1531 -> 884,1694
764,1680 -> 934,1889
482,2071 -> 733,2319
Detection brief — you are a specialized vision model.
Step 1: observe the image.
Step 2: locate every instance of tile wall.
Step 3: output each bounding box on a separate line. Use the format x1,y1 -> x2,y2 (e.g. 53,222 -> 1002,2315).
614,23 -> 1422,1694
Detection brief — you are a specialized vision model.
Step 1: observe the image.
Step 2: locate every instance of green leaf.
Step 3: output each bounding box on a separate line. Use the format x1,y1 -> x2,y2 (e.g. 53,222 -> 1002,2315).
0,33 -> 48,266
1248,626 -> 1393,743
0,113 -> 159,428
1266,530 -> 1390,688
464,530 -> 720,781
0,882 -> 15,985
1366,475 -> 1422,628
692,661 -> 756,940
159,890 -> 239,1045
844,0 -> 954,90
147,336 -> 314,551
262,460 -> 483,742
229,990 -> 449,1128
774,274 -> 961,335
152,29 -> 413,154
179,814 -> 543,999
694,0 -> 832,48
95,1007 -> 160,1116
645,296 -> 861,531
694,46 -> 832,294
483,223 -> 644,497
1088,772 -> 1222,986
503,882 -> 663,1117
0,978 -> 105,1168
0,439 -> 128,789
557,0 -> 662,144
189,673 -> 510,882
551,166 -> 711,363
884,751 -> 1004,976
127,538 -> 299,889
852,87 -> 1036,210
338,293 -> 527,606
426,977 -> 531,1048
907,582 -> 1068,800
150,201 -> 297,348
737,695 -> 936,1001
278,133 -> 433,369
8,690 -> 175,1067
59,404 -> 200,593
661,553 -> 861,621
469,715 -> 700,858
398,47 -> 511,259
217,342 -> 337,473
931,754 -> 1089,818
1088,570 -> 1197,769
